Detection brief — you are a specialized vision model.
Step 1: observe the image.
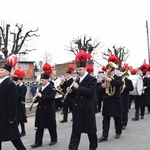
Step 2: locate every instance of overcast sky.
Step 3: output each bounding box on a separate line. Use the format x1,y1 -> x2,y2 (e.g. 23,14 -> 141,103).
0,0 -> 150,69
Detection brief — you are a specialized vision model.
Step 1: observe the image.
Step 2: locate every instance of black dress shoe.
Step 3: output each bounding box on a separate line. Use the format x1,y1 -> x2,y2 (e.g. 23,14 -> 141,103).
98,136 -> 107,142
59,119 -> 67,123
141,116 -> 144,119
132,117 -> 139,121
49,141 -> 57,146
115,134 -> 121,139
30,143 -> 42,148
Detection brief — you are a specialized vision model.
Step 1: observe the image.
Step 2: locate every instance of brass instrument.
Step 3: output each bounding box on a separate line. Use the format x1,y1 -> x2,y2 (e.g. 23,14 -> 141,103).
120,69 -> 131,93
56,81 -> 64,92
105,62 -> 118,96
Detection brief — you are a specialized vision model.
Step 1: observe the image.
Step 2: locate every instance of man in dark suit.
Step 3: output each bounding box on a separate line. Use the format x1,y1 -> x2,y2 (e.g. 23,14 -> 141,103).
98,62 -> 123,142
17,77 -> 27,137
0,63 -> 26,150
60,68 -> 74,123
30,73 -> 57,148
120,68 -> 134,129
18,77 -> 27,111
68,61 -> 98,150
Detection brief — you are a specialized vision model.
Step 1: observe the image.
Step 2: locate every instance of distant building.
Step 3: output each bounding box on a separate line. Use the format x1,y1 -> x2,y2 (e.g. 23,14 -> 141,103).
55,60 -> 77,77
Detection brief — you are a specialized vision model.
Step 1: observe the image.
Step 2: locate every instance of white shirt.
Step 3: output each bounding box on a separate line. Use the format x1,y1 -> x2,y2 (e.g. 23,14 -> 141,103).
41,82 -> 50,91
79,71 -> 88,83
0,76 -> 9,84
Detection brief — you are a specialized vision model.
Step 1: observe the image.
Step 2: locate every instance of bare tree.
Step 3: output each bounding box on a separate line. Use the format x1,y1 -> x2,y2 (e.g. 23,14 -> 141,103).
65,35 -> 102,63
41,51 -> 53,64
102,45 -> 130,69
38,60 -> 43,71
0,22 -> 40,59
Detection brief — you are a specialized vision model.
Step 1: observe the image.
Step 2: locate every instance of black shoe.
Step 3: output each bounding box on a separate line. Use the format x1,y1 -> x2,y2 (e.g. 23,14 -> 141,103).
59,119 -> 67,123
132,117 -> 139,121
49,141 -> 57,146
30,143 -> 42,148
98,136 -> 107,142
122,125 -> 126,130
115,134 -> 121,139
20,131 -> 26,137
141,116 -> 144,119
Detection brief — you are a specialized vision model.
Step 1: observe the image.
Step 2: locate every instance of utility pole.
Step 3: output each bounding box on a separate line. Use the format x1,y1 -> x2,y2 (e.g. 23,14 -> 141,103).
146,20 -> 150,63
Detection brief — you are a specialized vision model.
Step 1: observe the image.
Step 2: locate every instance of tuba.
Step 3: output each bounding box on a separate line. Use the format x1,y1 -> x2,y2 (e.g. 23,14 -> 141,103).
120,68 -> 131,93
105,62 -> 118,96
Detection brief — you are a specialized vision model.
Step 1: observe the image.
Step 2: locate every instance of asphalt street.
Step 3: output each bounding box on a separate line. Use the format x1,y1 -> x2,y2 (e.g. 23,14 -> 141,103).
2,102 -> 150,150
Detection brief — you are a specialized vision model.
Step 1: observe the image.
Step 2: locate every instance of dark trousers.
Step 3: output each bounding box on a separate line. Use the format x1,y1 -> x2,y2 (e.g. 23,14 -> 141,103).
63,104 -> 73,120
134,106 -> 145,118
18,121 -> 25,133
0,139 -> 26,150
122,112 -> 128,126
102,116 -> 122,138
69,132 -> 97,150
147,104 -> 150,112
35,128 -> 57,144
55,98 -> 63,110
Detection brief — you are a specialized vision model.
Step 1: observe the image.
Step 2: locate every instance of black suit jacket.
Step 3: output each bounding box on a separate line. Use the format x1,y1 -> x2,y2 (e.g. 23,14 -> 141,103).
71,73 -> 97,134
0,78 -> 20,141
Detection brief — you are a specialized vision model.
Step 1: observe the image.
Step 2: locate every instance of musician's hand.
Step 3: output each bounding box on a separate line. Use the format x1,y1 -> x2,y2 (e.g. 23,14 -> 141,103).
103,76 -> 112,82
36,92 -> 42,97
66,87 -> 72,93
32,96 -> 36,101
101,83 -> 106,88
71,82 -> 79,89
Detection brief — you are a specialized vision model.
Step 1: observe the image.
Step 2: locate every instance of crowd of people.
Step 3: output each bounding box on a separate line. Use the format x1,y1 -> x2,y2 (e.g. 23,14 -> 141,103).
1,51 -> 150,150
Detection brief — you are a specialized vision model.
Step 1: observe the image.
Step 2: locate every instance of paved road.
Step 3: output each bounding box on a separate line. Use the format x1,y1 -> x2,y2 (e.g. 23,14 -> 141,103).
2,103 -> 150,150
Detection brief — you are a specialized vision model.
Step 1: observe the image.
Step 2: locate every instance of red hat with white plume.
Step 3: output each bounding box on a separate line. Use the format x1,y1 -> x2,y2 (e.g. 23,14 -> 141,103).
3,54 -> 18,72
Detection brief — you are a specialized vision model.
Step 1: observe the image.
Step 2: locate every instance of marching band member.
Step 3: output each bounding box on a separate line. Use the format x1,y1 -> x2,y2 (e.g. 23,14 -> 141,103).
98,53 -> 123,142
59,64 -> 74,123
142,64 -> 150,114
120,63 -> 134,130
129,68 -> 137,109
12,69 -> 27,137
132,61 -> 147,121
30,63 -> 57,148
0,55 -> 26,150
16,69 -> 27,137
145,64 -> 150,113
96,66 -> 106,113
50,73 -> 63,110
68,50 -> 98,150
